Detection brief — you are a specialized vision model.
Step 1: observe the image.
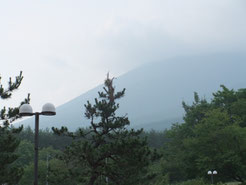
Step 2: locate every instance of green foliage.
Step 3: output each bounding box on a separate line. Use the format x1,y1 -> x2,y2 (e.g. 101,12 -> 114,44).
142,129 -> 169,148
212,85 -> 246,127
13,83 -> 246,185
143,159 -> 170,185
0,72 -> 30,184
18,126 -> 73,150
53,75 -> 152,185
18,146 -> 66,185
48,158 -> 76,185
0,128 -> 23,184
19,160 -> 47,185
0,71 -> 23,99
15,139 -> 34,167
160,85 -> 246,183
16,128 -> 165,185
173,178 -> 208,185
39,146 -> 62,161
0,71 -> 30,125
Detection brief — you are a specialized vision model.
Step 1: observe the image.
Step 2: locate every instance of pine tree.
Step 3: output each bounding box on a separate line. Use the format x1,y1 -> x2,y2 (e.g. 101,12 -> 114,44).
53,75 -> 151,185
0,71 -> 30,184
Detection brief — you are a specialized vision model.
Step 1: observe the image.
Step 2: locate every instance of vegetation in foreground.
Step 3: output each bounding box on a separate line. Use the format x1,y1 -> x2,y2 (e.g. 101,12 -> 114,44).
1,72 -> 246,184
0,72 -> 30,184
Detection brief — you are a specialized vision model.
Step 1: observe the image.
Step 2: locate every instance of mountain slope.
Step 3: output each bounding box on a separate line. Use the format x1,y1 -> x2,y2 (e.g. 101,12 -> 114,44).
18,53 -> 246,131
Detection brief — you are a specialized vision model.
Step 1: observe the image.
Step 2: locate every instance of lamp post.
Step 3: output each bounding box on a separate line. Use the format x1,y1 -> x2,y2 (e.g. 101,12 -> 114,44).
19,103 -> 56,185
207,170 -> 217,184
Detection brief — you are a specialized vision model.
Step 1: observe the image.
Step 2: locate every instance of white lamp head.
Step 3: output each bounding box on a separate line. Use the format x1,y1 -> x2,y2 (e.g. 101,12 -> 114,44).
42,103 -> 56,116
213,170 -> 217,175
19,104 -> 33,116
207,171 -> 212,175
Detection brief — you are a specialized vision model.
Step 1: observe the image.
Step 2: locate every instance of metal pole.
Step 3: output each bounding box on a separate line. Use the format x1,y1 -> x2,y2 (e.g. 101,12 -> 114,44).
34,113 -> 39,185
211,174 -> 213,184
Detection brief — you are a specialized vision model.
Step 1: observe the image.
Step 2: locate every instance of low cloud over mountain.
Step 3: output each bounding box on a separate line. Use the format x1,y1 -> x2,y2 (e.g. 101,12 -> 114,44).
18,53 -> 246,131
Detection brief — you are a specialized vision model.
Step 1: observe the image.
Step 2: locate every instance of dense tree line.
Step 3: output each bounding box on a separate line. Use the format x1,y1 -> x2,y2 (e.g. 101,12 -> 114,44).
18,127 -> 167,150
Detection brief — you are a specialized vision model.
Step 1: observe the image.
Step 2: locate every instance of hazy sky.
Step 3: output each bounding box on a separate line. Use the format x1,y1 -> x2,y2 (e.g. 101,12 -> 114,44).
1,0 -> 246,112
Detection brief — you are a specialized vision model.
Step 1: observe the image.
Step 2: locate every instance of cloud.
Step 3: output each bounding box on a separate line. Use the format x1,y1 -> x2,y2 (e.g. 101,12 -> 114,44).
42,56 -> 71,69
0,0 -> 245,110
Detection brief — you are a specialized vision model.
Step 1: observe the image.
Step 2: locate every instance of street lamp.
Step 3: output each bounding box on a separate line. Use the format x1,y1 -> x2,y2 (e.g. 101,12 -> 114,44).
207,170 -> 217,184
19,103 -> 56,185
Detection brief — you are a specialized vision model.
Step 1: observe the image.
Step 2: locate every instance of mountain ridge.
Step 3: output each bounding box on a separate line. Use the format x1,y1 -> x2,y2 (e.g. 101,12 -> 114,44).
17,53 -> 246,131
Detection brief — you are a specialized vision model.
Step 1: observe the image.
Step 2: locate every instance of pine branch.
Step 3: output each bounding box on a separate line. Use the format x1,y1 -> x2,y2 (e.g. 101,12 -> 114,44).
0,71 -> 23,99
0,93 -> 30,127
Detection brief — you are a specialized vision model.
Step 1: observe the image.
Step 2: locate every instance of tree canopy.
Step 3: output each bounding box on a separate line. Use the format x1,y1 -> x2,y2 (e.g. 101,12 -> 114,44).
53,75 -> 152,185
161,85 -> 246,183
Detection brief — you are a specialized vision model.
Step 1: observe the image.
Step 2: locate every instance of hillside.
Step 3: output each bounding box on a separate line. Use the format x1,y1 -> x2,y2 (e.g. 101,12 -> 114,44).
17,53 -> 246,131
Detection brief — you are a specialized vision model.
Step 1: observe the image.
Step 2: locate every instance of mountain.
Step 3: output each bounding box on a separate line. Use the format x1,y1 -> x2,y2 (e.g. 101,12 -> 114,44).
17,53 -> 246,131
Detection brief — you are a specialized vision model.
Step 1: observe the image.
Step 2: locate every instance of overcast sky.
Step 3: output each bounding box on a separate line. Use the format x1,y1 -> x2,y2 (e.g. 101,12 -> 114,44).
1,0 -> 246,112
